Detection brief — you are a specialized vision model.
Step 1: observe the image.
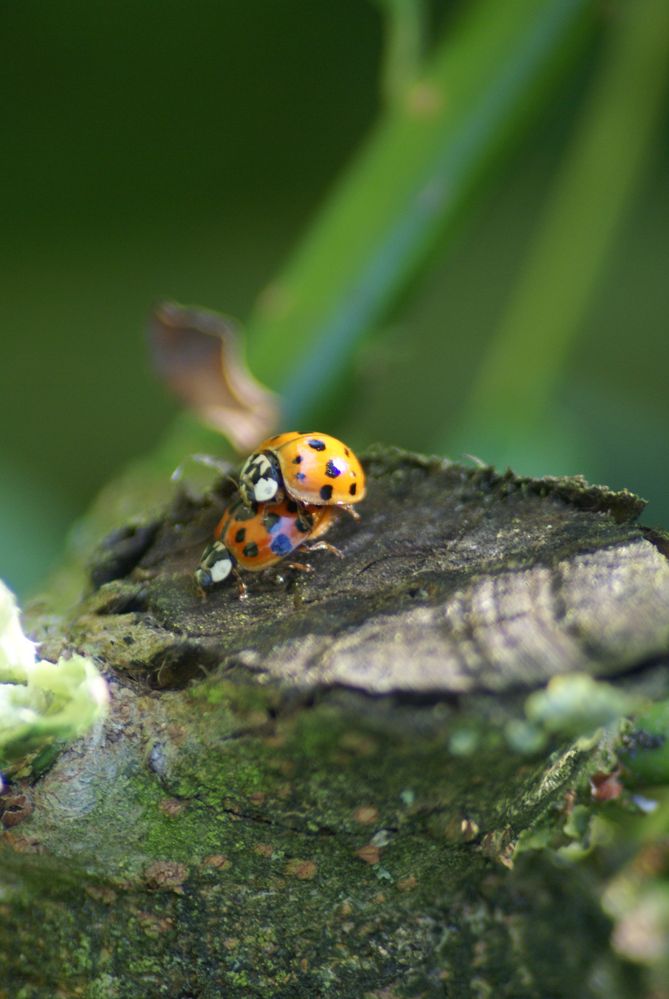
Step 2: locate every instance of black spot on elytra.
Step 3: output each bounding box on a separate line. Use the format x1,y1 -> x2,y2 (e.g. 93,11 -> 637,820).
345,447 -> 350,456
320,484 -> 333,501
292,455 -> 303,464
262,512 -> 281,532
234,528 -> 246,543
295,472 -> 306,481
308,439 -> 326,451
349,483 -> 357,496
243,542 -> 259,558
270,533 -> 292,556
325,458 -> 342,479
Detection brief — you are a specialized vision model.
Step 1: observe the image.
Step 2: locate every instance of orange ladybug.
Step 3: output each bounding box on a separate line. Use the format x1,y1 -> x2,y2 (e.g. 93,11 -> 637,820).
195,495 -> 341,598
239,432 -> 366,515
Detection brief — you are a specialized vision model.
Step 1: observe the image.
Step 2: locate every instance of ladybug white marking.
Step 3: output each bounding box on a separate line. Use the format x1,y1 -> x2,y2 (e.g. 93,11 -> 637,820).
195,540 -> 234,590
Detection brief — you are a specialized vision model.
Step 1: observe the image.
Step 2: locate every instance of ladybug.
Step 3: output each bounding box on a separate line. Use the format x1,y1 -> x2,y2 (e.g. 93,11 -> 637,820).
195,495 -> 342,598
239,432 -> 366,515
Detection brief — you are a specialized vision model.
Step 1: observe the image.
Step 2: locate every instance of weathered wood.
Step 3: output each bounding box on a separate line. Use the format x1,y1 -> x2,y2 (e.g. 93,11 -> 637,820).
72,447 -> 668,694
2,449 -> 668,997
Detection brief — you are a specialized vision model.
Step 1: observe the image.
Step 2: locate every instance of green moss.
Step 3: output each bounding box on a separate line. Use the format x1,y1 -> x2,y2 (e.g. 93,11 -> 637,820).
85,975 -> 120,999
1,661 -> 653,995
188,675 -> 279,715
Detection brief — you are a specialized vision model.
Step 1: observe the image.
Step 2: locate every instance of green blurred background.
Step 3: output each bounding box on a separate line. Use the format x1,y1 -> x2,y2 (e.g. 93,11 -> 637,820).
2,0 -> 668,597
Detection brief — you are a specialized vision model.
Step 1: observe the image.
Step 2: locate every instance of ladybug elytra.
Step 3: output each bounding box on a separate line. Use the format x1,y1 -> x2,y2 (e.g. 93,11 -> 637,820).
195,495 -> 341,599
239,432 -> 366,515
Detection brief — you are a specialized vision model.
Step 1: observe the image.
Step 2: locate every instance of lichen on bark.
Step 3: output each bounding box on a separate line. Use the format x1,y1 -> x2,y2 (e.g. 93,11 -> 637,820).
2,448 -> 669,997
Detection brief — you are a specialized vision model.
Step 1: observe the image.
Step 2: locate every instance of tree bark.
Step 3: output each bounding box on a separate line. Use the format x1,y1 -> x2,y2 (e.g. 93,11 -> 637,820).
2,448 -> 668,997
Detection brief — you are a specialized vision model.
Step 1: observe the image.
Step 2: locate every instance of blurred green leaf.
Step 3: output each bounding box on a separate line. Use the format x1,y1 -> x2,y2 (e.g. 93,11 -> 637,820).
246,0 -> 595,424
373,0 -> 428,106
453,0 -> 669,469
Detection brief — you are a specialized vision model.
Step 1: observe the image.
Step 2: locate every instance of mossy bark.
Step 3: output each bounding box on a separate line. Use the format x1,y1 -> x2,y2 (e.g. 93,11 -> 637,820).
3,449 -> 669,997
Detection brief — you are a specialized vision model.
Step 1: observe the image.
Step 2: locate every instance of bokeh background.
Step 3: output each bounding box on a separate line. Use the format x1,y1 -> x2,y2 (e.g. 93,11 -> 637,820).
2,0 -> 668,597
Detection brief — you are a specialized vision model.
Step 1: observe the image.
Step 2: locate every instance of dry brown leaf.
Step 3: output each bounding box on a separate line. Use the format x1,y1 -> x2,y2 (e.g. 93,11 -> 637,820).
149,301 -> 279,454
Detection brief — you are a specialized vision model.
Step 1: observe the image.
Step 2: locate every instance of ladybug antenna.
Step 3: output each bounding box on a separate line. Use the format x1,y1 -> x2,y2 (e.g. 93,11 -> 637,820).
171,453 -> 238,488
461,453 -> 488,469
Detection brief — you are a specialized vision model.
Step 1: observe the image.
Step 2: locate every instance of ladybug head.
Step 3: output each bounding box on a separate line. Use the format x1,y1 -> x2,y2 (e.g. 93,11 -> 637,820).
195,540 -> 234,591
239,451 -> 282,506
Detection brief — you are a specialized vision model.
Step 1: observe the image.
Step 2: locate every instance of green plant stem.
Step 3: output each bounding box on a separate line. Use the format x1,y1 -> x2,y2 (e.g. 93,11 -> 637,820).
246,0 -> 595,426
456,0 -> 669,441
375,0 -> 428,106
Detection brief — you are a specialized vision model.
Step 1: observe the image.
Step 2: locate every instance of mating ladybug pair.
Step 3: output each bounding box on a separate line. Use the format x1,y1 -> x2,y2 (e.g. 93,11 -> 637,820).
195,432 -> 366,598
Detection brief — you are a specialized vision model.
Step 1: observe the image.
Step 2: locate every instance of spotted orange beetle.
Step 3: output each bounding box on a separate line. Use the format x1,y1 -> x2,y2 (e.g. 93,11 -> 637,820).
239,432 -> 366,516
195,495 -> 342,598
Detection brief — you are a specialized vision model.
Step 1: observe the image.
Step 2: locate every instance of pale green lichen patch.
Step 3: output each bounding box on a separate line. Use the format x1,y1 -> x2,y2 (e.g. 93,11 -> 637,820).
504,672 -> 643,755
0,582 -> 38,684
525,673 -> 641,738
0,581 -> 108,779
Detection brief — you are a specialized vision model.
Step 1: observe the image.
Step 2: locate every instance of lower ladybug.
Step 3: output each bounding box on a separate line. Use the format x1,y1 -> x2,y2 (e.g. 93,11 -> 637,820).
195,496 -> 342,599
239,432 -> 366,515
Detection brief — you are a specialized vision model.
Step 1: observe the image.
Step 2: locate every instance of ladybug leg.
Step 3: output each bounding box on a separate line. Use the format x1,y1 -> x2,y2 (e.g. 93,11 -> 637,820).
171,453 -> 237,485
220,473 -> 242,490
304,540 -> 344,559
232,567 -> 248,601
286,561 -> 314,573
340,504 -> 360,521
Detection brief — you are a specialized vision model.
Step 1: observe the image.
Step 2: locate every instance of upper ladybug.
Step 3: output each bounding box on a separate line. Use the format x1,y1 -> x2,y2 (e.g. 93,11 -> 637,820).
239,432 -> 366,513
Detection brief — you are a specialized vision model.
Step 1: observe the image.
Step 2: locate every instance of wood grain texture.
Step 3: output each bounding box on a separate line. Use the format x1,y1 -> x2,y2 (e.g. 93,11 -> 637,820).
80,447 -> 669,694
